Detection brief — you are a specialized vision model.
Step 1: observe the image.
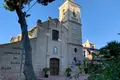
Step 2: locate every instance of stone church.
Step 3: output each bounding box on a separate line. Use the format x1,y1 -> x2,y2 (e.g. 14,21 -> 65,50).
0,0 -> 84,79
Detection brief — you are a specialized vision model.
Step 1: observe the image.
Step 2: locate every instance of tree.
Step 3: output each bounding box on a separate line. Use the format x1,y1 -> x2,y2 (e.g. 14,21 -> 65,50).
88,41 -> 120,80
100,41 -> 120,59
3,0 -> 55,80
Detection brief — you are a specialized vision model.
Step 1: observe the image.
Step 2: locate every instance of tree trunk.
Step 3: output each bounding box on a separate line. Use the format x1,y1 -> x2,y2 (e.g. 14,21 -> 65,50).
15,6 -> 37,80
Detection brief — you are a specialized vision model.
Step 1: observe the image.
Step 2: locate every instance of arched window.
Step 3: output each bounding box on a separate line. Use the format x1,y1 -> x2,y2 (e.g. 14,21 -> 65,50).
53,46 -> 57,54
74,48 -> 77,53
73,11 -> 76,17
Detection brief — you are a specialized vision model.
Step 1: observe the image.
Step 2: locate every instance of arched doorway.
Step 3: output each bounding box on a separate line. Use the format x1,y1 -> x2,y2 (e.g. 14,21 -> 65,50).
50,58 -> 60,75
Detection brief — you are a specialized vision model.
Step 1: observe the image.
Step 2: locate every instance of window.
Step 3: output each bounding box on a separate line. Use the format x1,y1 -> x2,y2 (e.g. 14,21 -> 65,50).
53,47 -> 57,54
74,48 -> 77,53
63,9 -> 65,12
63,13 -> 65,15
73,11 -> 76,17
62,12 -> 65,19
91,46 -> 94,48
83,50 -> 86,57
52,30 -> 59,41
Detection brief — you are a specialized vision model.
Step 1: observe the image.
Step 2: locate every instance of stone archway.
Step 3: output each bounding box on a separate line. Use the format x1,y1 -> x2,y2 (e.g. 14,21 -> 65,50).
50,58 -> 60,75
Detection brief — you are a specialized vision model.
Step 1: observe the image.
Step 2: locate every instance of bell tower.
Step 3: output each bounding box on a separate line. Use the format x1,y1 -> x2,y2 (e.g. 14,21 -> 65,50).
59,0 -> 82,44
59,0 -> 84,68
59,0 -> 81,24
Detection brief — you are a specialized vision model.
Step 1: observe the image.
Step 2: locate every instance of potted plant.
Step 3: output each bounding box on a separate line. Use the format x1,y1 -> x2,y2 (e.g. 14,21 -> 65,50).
43,67 -> 50,78
65,68 -> 72,77
84,67 -> 88,74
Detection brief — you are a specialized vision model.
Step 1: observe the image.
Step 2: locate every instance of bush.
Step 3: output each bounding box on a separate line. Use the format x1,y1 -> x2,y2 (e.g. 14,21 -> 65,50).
65,68 -> 72,72
43,67 -> 49,73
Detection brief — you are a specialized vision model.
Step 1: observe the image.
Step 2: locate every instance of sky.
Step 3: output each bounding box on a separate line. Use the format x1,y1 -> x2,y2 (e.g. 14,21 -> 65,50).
0,0 -> 120,49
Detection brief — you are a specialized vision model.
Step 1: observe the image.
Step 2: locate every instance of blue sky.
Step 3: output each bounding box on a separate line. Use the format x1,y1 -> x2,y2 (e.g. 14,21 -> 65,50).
0,0 -> 120,49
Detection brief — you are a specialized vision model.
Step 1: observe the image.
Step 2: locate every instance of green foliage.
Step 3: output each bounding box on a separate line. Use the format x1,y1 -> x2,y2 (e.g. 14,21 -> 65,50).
37,0 -> 55,6
65,68 -> 72,72
43,67 -> 50,73
102,60 -> 120,80
88,62 -> 102,74
91,52 -> 98,59
88,60 -> 120,80
88,74 -> 104,80
100,41 -> 120,58
3,4 -> 15,11
88,41 -> 120,80
3,0 -> 16,11
4,0 -> 22,11
4,0 -> 55,11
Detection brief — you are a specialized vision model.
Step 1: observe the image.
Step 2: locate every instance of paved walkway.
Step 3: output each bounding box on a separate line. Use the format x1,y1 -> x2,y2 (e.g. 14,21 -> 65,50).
49,76 -> 66,80
38,76 -> 66,80
38,75 -> 88,80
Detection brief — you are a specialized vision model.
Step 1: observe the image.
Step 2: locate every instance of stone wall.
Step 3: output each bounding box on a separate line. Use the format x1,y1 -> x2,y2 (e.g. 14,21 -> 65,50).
0,38 -> 36,80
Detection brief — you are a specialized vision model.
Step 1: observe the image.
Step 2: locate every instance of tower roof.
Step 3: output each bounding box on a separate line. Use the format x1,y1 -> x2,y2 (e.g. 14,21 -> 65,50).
83,39 -> 95,45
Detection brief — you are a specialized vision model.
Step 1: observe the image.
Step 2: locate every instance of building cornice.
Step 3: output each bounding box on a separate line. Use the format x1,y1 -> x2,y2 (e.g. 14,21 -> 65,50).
68,20 -> 82,26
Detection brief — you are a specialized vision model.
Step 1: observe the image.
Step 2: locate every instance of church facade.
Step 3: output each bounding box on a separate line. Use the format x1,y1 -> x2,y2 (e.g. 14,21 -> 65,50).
0,0 -> 84,79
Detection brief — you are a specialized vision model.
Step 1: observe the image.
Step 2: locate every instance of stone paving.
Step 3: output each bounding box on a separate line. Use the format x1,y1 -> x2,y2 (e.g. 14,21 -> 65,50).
38,76 -> 65,80
38,74 -> 88,80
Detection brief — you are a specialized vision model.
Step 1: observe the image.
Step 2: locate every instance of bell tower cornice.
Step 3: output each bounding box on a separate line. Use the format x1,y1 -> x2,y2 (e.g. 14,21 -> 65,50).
59,0 -> 80,10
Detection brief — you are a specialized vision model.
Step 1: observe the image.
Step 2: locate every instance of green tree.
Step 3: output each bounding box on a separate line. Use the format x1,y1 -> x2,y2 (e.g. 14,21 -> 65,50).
3,0 -> 55,80
100,41 -> 120,59
88,41 -> 120,80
